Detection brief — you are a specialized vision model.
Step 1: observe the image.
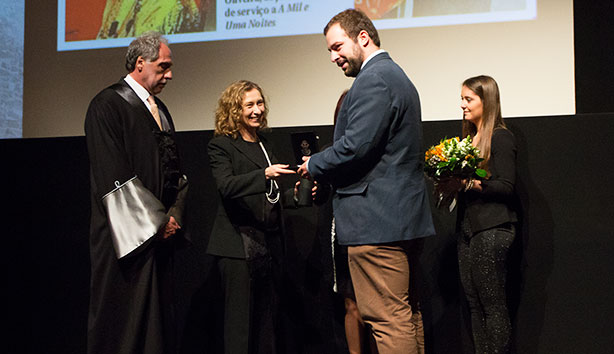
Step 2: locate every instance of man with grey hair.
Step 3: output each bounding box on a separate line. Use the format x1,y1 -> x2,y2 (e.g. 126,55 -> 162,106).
85,31 -> 188,354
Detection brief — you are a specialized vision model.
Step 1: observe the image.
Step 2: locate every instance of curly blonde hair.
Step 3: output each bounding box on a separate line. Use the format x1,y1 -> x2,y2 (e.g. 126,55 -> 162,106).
214,80 -> 269,138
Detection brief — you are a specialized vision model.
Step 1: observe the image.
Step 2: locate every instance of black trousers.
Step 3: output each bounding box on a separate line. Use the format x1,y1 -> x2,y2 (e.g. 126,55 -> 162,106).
217,231 -> 283,354
458,224 -> 515,354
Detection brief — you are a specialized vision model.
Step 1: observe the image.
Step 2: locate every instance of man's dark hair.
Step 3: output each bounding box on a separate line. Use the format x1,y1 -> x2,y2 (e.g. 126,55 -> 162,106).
125,31 -> 168,72
323,9 -> 380,47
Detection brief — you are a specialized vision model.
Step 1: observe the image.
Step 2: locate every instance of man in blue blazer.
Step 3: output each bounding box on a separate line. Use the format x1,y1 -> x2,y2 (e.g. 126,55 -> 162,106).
298,9 -> 435,354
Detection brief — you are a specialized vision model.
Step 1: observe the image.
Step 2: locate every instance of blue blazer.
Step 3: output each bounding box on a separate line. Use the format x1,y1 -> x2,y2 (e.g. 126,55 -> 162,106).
309,52 -> 435,245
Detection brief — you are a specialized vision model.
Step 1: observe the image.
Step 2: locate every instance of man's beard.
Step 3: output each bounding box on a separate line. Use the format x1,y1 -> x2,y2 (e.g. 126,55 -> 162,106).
343,46 -> 364,77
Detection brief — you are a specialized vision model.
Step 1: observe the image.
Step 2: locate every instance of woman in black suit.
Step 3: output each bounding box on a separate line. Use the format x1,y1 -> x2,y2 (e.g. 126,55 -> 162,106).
207,80 -> 296,354
444,75 -> 518,353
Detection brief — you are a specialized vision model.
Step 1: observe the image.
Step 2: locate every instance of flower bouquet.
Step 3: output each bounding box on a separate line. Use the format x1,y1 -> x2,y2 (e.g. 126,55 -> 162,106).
424,136 -> 486,210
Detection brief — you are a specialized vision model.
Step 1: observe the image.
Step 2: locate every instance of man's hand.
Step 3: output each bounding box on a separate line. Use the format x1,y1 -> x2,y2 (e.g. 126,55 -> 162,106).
162,216 -> 180,239
297,156 -> 311,178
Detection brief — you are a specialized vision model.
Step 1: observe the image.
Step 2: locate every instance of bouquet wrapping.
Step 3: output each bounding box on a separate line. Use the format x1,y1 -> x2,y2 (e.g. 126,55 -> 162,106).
424,136 -> 486,210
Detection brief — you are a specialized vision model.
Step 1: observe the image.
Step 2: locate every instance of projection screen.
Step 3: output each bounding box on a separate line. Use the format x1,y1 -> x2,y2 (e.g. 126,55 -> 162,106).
12,0 -> 574,138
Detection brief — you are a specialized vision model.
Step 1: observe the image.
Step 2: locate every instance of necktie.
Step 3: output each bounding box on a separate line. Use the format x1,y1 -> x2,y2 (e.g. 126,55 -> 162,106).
147,95 -> 162,130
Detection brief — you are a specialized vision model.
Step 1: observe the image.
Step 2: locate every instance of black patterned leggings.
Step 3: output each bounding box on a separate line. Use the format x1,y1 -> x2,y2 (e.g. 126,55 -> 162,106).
458,224 -> 515,354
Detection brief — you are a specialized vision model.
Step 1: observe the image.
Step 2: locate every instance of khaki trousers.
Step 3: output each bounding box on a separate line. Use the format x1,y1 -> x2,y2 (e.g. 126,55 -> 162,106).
348,240 -> 425,354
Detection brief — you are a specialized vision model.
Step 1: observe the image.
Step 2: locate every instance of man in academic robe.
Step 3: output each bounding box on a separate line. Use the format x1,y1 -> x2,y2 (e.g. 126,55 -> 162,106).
84,31 -> 188,354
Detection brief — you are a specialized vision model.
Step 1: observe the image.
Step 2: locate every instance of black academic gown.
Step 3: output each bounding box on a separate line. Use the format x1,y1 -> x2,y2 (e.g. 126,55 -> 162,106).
84,80 -> 186,354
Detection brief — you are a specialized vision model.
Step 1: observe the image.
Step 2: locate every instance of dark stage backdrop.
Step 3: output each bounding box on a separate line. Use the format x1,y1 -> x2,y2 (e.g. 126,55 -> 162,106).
3,114 -> 614,354
3,2 -> 614,351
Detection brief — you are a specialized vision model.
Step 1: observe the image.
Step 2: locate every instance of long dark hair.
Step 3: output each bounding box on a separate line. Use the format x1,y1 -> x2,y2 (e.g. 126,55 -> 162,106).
334,89 -> 349,126
461,75 -> 506,171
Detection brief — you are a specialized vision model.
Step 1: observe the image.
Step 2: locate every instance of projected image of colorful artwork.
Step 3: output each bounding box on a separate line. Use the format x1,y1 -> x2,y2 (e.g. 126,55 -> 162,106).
58,0 -> 535,51
355,0 -> 528,20
64,0 -> 216,42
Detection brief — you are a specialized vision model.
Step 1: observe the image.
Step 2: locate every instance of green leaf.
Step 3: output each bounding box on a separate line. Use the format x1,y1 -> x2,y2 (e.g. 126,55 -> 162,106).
475,169 -> 487,178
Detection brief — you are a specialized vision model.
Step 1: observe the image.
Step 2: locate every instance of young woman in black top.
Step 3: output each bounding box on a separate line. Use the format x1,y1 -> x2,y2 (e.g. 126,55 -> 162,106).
445,75 -> 518,353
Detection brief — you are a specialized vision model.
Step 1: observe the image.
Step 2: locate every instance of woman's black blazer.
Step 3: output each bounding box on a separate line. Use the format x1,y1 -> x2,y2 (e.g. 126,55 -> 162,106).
459,128 -> 518,235
206,134 -> 285,258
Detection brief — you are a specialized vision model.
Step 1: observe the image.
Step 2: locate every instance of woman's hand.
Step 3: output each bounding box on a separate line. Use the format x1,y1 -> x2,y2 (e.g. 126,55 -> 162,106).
294,179 -> 319,201
466,179 -> 483,192
265,164 -> 296,180
435,177 -> 464,195
311,180 -> 319,198
436,177 -> 483,194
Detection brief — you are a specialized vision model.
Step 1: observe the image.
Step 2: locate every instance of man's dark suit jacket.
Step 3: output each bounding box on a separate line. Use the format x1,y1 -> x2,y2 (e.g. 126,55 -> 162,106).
308,52 -> 435,245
